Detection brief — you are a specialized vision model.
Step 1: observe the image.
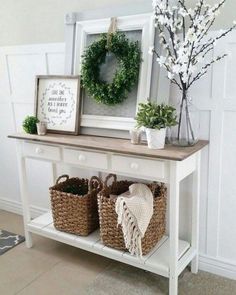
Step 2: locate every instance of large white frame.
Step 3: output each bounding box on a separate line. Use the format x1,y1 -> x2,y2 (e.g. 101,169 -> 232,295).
74,13 -> 155,130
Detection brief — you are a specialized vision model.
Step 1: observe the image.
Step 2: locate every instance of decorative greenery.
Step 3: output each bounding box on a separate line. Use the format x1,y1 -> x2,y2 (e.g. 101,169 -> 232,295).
136,102 -> 177,130
22,116 -> 39,134
81,32 -> 141,105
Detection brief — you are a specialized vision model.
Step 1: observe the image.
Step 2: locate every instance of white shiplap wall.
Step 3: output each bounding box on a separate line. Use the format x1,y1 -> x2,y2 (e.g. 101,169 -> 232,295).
0,33 -> 236,279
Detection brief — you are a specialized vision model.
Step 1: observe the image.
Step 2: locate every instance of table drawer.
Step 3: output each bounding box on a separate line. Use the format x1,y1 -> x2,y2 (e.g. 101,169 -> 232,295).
111,155 -> 166,180
23,142 -> 61,161
63,148 -> 108,170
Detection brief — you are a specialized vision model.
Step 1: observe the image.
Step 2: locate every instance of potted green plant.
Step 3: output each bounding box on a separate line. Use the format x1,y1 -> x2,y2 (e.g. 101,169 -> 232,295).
22,116 -> 39,134
136,102 -> 177,149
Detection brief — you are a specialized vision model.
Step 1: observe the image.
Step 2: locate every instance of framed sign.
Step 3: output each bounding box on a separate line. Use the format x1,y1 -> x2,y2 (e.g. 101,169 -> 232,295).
35,75 -> 81,135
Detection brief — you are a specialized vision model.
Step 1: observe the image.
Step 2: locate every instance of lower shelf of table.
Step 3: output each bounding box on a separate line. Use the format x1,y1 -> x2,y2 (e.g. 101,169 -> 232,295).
27,212 -> 195,278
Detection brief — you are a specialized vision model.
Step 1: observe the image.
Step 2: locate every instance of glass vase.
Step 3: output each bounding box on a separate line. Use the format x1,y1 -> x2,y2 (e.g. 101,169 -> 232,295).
171,90 -> 200,147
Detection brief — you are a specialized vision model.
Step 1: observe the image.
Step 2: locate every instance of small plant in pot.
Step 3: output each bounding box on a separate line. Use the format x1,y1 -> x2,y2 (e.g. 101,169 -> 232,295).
136,102 -> 177,149
22,116 -> 39,134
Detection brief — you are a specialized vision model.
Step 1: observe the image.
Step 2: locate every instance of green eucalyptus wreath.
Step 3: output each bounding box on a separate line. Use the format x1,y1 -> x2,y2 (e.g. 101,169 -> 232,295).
81,32 -> 141,106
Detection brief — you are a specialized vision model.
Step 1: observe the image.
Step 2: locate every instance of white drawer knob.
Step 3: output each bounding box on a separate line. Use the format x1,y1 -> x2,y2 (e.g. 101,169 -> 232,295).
35,147 -> 43,154
78,154 -> 86,162
130,162 -> 139,170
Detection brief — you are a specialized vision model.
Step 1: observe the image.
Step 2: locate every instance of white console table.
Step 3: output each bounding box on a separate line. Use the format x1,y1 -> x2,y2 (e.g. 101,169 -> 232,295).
9,133 -> 208,295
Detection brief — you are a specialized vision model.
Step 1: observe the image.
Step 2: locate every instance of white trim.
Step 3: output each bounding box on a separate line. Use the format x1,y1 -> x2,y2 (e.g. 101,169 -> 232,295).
81,115 -> 135,130
199,254 -> 236,280
74,13 -> 155,130
0,197 -> 47,219
0,43 -> 65,55
64,12 -> 79,25
64,13 -> 79,74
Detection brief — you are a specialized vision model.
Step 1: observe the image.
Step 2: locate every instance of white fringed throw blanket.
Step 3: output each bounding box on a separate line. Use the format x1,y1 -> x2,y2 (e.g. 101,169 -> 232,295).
115,183 -> 153,257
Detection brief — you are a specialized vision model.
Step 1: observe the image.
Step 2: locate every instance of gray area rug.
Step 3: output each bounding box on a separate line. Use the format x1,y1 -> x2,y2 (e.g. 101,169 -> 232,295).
0,229 -> 25,255
83,262 -> 236,295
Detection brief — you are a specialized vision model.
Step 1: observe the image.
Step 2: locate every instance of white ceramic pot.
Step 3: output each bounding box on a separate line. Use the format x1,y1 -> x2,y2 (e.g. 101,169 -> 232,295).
36,122 -> 47,136
129,128 -> 142,145
145,128 -> 166,149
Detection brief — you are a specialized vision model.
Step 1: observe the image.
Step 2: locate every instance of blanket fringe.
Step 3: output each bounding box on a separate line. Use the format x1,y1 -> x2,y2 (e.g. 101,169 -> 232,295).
116,198 -> 143,257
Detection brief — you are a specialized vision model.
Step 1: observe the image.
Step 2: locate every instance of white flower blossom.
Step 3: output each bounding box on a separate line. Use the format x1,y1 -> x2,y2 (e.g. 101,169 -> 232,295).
168,72 -> 174,80
189,65 -> 197,74
179,8 -> 188,17
152,0 -> 162,8
186,28 -> 198,42
159,2 -> 166,10
197,56 -> 204,63
182,74 -> 189,83
152,0 -> 234,89
148,46 -> 154,55
206,10 -> 214,18
177,47 -> 186,57
188,8 -> 194,17
204,4 -> 211,9
156,56 -> 166,67
172,64 -> 181,74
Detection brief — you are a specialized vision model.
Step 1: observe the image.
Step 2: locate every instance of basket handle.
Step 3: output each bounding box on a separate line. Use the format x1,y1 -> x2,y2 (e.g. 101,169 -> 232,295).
104,173 -> 117,188
89,176 -> 102,191
56,174 -> 69,184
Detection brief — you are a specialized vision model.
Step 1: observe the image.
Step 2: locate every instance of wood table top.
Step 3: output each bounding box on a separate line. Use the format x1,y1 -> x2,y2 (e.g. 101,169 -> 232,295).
8,133 -> 209,161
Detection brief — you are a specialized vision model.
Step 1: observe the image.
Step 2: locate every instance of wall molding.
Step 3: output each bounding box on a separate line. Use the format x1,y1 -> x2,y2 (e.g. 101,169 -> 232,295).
0,197 -> 47,219
199,254 -> 236,280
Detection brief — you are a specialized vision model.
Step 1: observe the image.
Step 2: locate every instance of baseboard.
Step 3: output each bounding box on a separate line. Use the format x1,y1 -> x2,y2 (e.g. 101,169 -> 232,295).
199,254 -> 236,280
0,197 -> 47,218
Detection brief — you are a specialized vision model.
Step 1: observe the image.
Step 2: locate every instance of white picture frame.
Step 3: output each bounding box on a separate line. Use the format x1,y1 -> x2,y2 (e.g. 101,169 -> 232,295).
73,13 -> 155,131
35,75 -> 81,135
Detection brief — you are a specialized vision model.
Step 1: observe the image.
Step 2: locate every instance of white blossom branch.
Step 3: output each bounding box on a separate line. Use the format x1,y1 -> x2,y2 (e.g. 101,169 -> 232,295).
195,24 -> 236,58
152,0 -> 235,90
171,79 -> 183,90
188,54 -> 227,88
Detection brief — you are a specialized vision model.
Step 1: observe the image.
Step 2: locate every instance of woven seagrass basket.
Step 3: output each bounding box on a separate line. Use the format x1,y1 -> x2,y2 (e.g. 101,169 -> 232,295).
50,175 -> 102,236
97,174 -> 167,255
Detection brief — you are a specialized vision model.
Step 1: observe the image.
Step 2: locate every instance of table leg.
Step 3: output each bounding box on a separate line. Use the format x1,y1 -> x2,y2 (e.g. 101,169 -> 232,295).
169,162 -> 180,295
16,141 -> 33,248
191,151 -> 201,273
52,162 -> 57,184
